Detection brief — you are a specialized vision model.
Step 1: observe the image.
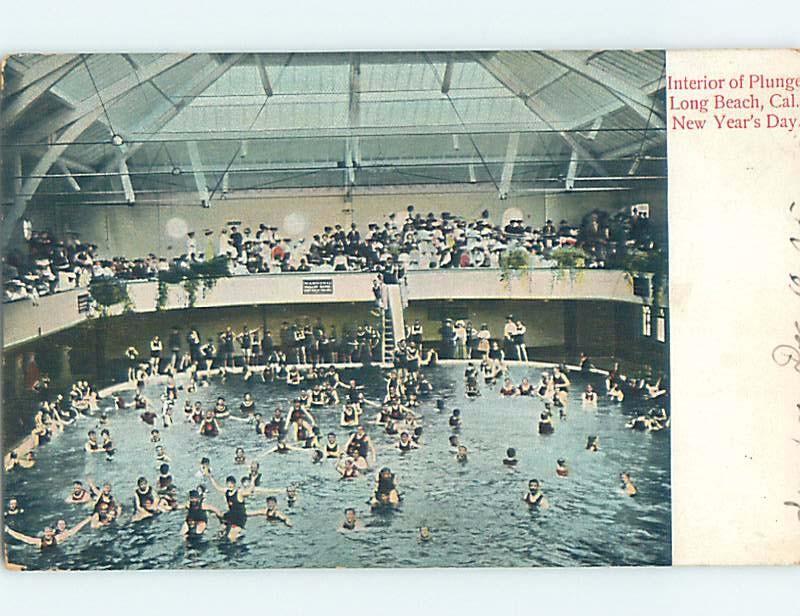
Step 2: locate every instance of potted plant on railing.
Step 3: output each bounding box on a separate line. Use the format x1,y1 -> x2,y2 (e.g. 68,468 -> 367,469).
621,249 -> 668,304
155,255 -> 229,310
498,248 -> 530,290
88,278 -> 132,317
549,246 -> 588,283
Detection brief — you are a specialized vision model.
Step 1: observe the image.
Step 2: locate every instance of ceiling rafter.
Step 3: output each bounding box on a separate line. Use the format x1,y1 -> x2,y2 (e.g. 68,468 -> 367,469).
475,53 -> 609,178
536,50 -> 666,128
1,54 -> 192,244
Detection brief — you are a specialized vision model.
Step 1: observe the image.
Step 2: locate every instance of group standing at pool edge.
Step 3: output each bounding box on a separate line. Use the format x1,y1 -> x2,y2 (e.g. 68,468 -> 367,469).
3,318 -> 669,564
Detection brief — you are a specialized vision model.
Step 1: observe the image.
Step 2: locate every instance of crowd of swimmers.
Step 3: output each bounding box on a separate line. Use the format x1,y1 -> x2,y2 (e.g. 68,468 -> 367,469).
4,337 -> 669,560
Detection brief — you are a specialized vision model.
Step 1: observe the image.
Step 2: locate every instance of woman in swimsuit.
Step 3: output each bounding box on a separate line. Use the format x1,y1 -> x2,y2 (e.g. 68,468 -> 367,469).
206,474 -> 254,543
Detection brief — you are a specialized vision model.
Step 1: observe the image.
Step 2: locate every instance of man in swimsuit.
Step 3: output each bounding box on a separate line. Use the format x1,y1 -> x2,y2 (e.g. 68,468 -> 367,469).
344,425 -> 377,469
65,481 -> 92,504
249,496 -> 292,527
131,476 -> 162,521
89,481 -> 122,528
339,507 -> 364,532
621,472 -> 638,496
523,479 -> 550,510
180,489 -> 221,538
370,467 -> 401,509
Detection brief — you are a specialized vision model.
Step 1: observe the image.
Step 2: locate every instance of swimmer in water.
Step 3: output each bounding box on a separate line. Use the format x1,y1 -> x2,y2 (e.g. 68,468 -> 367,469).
339,507 -> 364,532
586,435 -> 600,452
455,445 -> 468,464
265,439 -> 304,455
131,476 -> 162,522
502,448 -> 518,468
538,412 -> 554,435
556,458 -> 569,477
608,382 -> 625,402
582,384 -> 598,405
199,411 -> 221,437
448,409 -> 462,430
344,425 -> 377,469
234,447 -> 247,465
499,378 -> 517,397
155,445 -> 171,462
249,496 -> 292,527
150,429 -> 161,443
523,479 -> 550,510
84,430 -> 103,454
418,526 -> 432,543
205,474 -> 254,542
180,489 -> 221,538
5,516 -> 91,551
248,461 -> 262,487
89,481 -> 122,528
5,498 -> 24,517
370,467 -> 401,509
286,486 -> 298,508
324,432 -> 342,458
65,481 -> 92,505
448,434 -> 460,455
620,472 -> 638,496
337,456 -> 360,480
396,431 -> 419,452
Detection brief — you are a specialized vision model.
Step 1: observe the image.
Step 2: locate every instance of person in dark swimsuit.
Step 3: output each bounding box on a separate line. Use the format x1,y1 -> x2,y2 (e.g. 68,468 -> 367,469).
199,411 -> 220,437
337,457 -> 360,480
131,476 -> 160,521
339,507 -> 364,532
180,489 -> 220,538
344,425 -> 376,469
249,496 -> 292,527
396,431 -> 419,452
206,474 -> 254,542
89,482 -> 122,528
325,433 -> 341,458
5,517 -> 91,550
523,479 -> 550,510
370,467 -> 400,509
538,412 -> 555,435
65,481 -> 92,504
502,448 -> 518,468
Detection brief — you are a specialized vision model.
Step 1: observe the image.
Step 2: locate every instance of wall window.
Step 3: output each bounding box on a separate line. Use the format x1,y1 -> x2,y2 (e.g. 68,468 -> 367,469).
641,305 -> 652,336
656,308 -> 666,342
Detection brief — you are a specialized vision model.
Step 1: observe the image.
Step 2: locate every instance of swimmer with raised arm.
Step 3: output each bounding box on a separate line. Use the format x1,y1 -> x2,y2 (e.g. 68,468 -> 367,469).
249,496 -> 292,527
5,516 -> 91,551
205,473 -> 255,542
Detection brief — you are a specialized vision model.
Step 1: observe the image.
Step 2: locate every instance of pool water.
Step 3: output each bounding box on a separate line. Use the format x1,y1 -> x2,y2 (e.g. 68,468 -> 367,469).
3,365 -> 670,569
